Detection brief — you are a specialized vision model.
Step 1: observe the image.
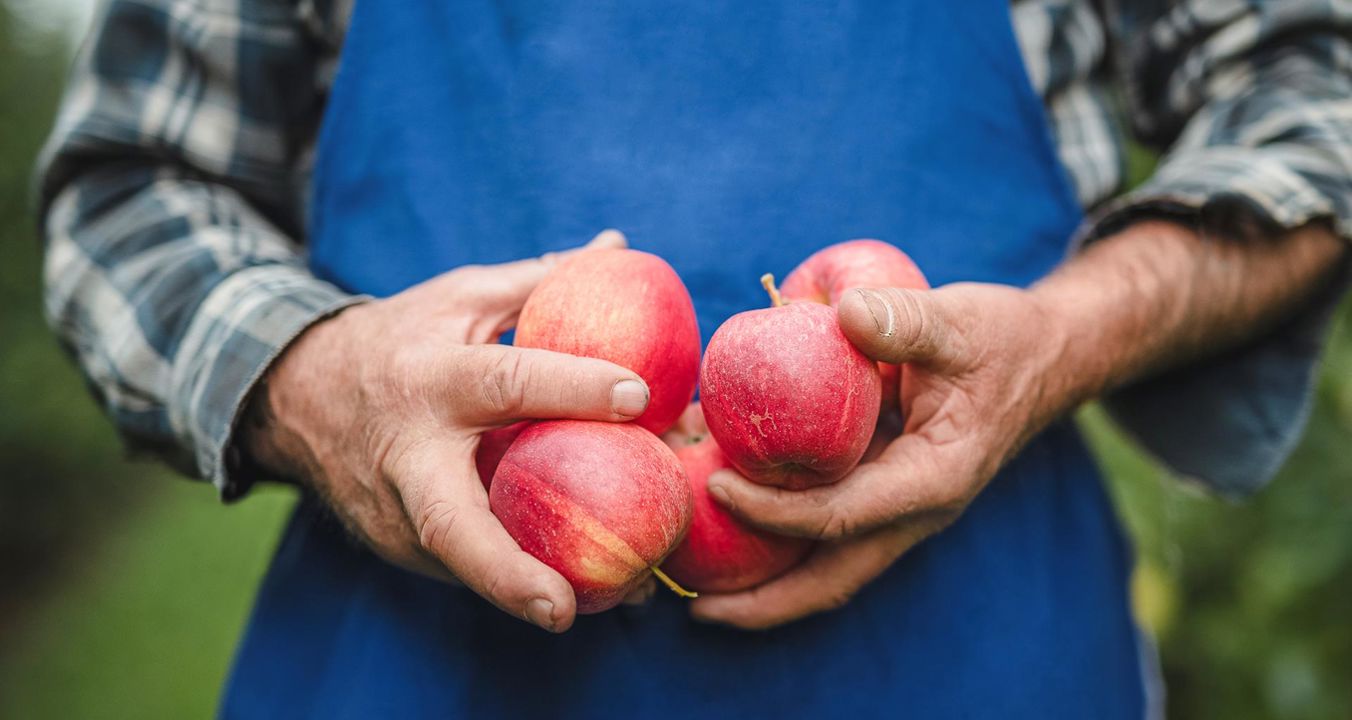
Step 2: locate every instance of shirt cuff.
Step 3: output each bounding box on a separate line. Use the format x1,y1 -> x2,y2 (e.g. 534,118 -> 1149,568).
1076,147 -> 1349,497
1081,145 -> 1349,246
168,264 -> 367,501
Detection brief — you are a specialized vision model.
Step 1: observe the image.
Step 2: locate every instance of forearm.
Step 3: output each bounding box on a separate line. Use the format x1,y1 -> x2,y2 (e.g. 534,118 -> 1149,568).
238,302 -> 365,488
1069,0 -> 1352,401
1031,220 -> 1346,413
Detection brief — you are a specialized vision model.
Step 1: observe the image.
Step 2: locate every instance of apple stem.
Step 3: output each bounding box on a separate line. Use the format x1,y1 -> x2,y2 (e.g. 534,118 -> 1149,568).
760,273 -> 785,308
650,566 -> 698,599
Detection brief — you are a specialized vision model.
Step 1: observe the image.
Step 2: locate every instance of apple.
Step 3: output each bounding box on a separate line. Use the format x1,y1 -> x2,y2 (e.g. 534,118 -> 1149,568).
489,420 -> 695,614
515,247 -> 700,435
661,428 -> 813,593
780,239 -> 927,304
700,275 -> 882,490
476,421 -> 529,490
780,239 -> 929,414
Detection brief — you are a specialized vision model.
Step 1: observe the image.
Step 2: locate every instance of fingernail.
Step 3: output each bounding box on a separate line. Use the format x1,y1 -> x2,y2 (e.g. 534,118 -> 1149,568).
526,598 -> 556,631
856,289 -> 895,337
708,481 -> 735,511
611,379 -> 650,417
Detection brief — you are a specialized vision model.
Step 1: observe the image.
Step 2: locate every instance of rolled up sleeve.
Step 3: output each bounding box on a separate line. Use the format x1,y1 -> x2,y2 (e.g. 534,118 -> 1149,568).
37,0 -> 358,499
1084,0 -> 1352,496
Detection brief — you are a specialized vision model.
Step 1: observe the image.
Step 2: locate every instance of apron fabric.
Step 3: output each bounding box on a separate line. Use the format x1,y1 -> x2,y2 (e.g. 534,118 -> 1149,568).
222,2 -> 1147,717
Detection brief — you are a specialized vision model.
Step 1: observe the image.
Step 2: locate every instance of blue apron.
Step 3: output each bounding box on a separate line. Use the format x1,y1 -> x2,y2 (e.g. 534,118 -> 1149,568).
221,2 -> 1148,717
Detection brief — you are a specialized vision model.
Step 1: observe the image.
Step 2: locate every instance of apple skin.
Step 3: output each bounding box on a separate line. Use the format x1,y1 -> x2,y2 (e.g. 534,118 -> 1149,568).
476,421 -> 530,491
780,239 -> 928,305
489,420 -> 693,614
780,239 -> 929,414
700,301 -> 882,490
661,432 -> 813,593
515,248 -> 700,435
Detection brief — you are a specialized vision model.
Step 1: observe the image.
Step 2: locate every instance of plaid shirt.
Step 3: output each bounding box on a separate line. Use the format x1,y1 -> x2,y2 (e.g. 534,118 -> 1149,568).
38,0 -> 1352,499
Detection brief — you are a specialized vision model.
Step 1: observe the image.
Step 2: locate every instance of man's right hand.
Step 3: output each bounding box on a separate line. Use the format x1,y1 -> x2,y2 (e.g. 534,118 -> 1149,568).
242,231 -> 647,633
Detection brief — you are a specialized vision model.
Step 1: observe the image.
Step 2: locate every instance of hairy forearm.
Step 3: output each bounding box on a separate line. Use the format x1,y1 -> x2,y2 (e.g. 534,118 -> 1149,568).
1031,220 -> 1346,411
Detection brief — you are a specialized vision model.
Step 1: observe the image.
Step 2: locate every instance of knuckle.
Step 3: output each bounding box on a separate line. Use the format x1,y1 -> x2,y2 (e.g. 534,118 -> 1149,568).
480,351 -> 530,417
930,499 -> 968,532
482,564 -> 512,603
442,264 -> 486,285
816,506 -> 856,541
933,484 -> 970,515
820,587 -> 856,613
723,594 -> 774,630
370,429 -> 410,485
890,290 -> 931,351
415,498 -> 463,556
382,344 -> 437,404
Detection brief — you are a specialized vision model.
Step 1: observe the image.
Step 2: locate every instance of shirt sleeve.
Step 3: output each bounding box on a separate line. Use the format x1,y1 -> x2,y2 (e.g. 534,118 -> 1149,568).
37,0 -> 362,500
1085,0 -> 1352,496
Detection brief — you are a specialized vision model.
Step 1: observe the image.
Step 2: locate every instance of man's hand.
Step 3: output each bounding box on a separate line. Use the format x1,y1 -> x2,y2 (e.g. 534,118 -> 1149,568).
690,282 -> 1064,629
243,230 -> 649,633
692,221 -> 1344,630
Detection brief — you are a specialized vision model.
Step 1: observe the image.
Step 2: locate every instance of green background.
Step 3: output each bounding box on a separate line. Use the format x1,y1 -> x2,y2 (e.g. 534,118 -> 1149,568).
2,5 -> 1349,718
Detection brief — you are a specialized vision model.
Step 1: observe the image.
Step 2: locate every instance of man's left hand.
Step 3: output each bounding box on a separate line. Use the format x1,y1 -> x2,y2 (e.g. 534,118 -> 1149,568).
690,282 -> 1076,630
689,220 -> 1342,630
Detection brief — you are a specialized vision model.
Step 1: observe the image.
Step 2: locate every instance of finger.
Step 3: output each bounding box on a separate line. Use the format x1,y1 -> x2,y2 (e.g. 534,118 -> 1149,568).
399,441 -> 577,632
706,433 -> 969,540
837,288 -> 963,368
584,228 -> 628,251
621,576 -> 657,606
690,524 -> 923,630
661,402 -> 708,450
450,229 -> 629,320
345,517 -> 460,584
680,401 -> 708,437
452,345 -> 650,426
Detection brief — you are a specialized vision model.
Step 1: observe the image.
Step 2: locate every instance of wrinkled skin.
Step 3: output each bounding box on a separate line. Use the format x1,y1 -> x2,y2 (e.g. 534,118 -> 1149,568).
781,239 -> 930,416
244,231 -> 657,633
692,222 -> 1344,630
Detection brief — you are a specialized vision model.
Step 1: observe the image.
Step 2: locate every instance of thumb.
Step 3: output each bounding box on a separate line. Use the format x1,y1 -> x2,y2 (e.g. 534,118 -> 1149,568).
453,344 -> 651,426
837,288 -> 962,368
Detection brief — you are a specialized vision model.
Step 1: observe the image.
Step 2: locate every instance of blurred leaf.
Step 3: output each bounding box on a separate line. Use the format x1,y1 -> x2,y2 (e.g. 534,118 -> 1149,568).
1131,559 -> 1178,640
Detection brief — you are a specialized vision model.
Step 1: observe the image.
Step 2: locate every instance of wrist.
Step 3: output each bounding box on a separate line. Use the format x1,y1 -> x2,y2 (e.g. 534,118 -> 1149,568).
998,285 -> 1091,442
1023,277 -> 1115,415
1028,220 -> 1202,404
241,304 -> 366,483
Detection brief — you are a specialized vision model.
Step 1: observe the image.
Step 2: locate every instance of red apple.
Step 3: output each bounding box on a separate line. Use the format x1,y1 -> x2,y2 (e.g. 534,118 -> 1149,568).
781,239 -> 929,414
661,430 -> 813,593
515,247 -> 700,435
700,276 -> 882,490
476,421 -> 529,490
489,420 -> 695,614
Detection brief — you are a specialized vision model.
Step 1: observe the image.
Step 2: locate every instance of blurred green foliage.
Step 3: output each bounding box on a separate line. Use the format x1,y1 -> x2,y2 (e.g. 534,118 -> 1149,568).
0,6 -> 295,718
1,4 -> 1349,718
